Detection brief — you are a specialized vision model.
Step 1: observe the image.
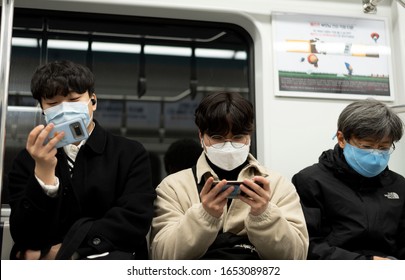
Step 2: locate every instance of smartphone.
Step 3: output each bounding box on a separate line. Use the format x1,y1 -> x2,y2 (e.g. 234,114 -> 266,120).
212,181 -> 263,199
45,118 -> 89,148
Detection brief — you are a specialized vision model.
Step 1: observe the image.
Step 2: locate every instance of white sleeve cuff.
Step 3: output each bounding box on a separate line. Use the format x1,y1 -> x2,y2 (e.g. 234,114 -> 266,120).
36,176 -> 60,197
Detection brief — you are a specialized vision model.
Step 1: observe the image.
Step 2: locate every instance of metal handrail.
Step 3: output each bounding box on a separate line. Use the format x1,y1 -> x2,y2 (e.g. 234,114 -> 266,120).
0,0 -> 15,207
8,86 -> 249,103
392,104 -> 405,113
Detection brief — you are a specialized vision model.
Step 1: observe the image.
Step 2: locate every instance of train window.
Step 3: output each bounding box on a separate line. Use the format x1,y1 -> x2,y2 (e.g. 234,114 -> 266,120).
2,7 -> 253,205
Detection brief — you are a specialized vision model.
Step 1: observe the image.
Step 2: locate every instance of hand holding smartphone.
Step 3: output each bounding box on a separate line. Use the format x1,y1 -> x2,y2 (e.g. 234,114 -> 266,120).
45,118 -> 89,148
212,180 -> 264,199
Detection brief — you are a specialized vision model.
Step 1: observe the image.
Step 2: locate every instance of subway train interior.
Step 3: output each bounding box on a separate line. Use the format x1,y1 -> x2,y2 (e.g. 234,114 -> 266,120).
1,0 -> 405,259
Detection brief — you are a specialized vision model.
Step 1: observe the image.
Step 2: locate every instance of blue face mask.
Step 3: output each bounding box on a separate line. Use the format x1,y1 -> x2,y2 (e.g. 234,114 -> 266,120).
343,142 -> 390,177
43,100 -> 92,127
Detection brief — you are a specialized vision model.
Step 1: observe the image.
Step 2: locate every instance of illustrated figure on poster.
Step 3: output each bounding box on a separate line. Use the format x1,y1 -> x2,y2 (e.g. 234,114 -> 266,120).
307,53 -> 319,68
370,32 -> 379,43
344,62 -> 353,76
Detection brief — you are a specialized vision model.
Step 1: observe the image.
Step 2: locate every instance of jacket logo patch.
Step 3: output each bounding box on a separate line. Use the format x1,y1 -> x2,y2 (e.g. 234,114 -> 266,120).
384,192 -> 399,199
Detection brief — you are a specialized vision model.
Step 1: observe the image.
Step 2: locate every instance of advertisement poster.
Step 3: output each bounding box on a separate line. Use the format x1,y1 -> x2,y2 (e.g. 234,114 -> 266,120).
272,13 -> 393,100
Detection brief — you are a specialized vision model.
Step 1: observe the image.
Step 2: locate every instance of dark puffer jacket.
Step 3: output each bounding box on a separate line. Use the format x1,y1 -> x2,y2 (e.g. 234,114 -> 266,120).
292,144 -> 405,260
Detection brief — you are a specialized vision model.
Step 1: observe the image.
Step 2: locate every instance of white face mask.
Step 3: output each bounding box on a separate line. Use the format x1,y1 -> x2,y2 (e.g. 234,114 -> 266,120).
203,140 -> 250,171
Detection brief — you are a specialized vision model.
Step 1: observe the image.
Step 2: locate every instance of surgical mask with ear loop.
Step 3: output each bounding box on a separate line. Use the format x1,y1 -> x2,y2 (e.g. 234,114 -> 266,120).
202,139 -> 250,171
343,142 -> 390,177
43,99 -> 93,127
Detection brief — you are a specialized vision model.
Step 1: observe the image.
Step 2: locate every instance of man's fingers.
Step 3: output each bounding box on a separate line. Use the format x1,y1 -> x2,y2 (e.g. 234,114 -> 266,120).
26,124 -> 45,148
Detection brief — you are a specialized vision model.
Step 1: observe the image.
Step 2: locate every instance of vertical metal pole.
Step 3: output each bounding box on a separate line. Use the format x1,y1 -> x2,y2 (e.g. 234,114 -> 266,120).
0,0 -> 15,206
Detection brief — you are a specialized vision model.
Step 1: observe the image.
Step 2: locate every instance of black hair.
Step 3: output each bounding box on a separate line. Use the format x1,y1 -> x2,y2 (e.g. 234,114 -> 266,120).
194,92 -> 254,136
30,60 -> 95,104
164,139 -> 202,174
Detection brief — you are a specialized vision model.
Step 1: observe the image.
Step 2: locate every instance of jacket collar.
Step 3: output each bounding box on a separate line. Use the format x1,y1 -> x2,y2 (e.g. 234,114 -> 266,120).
195,153 -> 269,185
83,119 -> 107,155
320,144 -> 387,191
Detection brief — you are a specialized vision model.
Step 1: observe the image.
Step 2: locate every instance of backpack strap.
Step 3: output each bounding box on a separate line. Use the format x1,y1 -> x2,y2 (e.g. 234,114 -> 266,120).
192,165 -> 206,201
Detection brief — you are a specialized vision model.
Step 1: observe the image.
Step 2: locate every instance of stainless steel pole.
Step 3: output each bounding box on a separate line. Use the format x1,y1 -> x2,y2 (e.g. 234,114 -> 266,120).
392,105 -> 405,114
0,0 -> 15,206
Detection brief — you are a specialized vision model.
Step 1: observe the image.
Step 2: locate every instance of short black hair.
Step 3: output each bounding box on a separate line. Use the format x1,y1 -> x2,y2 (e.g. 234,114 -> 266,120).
194,92 -> 254,136
30,60 -> 95,104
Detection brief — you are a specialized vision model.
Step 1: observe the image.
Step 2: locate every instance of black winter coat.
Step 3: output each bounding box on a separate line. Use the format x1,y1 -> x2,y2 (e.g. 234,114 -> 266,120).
292,144 -> 405,260
8,120 -> 156,259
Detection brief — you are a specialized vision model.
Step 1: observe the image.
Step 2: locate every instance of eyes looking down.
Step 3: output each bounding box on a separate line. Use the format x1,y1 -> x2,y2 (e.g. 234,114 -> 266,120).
206,134 -> 250,149
346,135 -> 395,154
41,92 -> 95,109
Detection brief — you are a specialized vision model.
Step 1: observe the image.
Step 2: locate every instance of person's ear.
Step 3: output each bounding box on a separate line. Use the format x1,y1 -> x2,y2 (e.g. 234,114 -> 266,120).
198,131 -> 204,148
90,94 -> 97,111
336,131 -> 346,149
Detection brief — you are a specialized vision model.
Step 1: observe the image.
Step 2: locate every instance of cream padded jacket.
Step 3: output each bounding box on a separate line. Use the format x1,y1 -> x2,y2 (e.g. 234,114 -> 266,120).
151,153 -> 309,260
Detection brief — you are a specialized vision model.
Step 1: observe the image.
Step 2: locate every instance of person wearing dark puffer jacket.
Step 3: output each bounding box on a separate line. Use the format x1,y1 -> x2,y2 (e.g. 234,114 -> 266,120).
293,98 -> 405,260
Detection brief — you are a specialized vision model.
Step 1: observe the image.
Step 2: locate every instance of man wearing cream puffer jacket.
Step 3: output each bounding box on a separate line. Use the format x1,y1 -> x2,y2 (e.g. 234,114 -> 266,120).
151,92 -> 308,260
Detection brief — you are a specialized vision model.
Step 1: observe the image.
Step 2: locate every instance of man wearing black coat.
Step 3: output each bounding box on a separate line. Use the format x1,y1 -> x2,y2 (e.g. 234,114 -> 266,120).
8,60 -> 156,260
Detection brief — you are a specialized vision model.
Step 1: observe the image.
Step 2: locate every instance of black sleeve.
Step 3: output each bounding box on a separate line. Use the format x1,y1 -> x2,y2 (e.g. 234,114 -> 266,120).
8,149 -> 62,250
